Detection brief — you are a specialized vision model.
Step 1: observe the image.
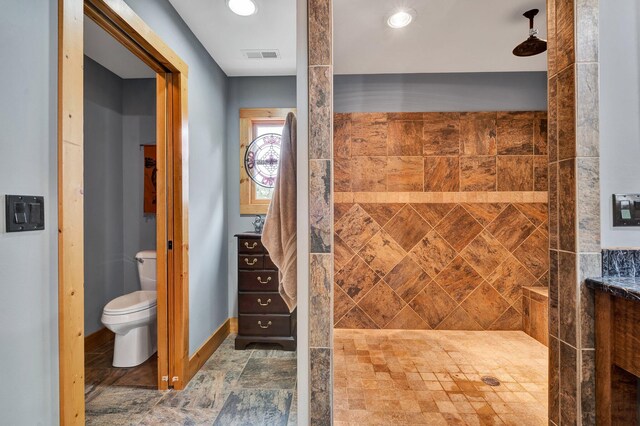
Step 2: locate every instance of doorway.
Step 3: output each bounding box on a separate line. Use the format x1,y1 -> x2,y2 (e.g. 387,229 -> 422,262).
58,0 -> 190,423
83,14 -> 159,397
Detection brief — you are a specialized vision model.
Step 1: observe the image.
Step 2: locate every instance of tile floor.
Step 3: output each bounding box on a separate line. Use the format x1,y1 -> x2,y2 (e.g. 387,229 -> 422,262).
86,338 -> 158,404
85,335 -> 297,425
334,329 -> 548,425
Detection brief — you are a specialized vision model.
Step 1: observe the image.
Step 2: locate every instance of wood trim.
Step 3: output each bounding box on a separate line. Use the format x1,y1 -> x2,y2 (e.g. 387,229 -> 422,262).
239,108 -> 296,215
59,0 -> 190,420
171,72 -> 190,389
85,0 -> 187,75
187,318 -> 233,382
240,108 -> 297,119
84,2 -> 164,74
595,292 -> 612,426
58,0 -> 86,424
155,73 -> 170,390
84,328 -> 114,353
334,191 -> 549,204
230,317 -> 239,334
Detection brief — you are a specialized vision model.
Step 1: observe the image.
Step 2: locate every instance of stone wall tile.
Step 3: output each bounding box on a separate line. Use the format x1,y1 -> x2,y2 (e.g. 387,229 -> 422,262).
310,254 -> 332,347
308,0 -> 331,66
309,67 -> 332,160
577,157 -> 600,253
310,348 -> 332,425
310,159 -> 332,253
576,63 -> 600,157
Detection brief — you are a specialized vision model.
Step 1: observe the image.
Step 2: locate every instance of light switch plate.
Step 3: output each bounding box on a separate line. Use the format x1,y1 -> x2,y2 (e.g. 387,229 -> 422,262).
5,195 -> 45,232
613,194 -> 640,227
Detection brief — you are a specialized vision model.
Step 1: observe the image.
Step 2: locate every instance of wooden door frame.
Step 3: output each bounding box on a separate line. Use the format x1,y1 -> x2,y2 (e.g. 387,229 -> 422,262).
58,0 -> 189,423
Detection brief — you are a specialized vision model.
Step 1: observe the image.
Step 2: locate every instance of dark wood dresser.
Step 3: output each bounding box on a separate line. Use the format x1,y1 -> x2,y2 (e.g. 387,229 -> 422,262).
234,233 -> 296,350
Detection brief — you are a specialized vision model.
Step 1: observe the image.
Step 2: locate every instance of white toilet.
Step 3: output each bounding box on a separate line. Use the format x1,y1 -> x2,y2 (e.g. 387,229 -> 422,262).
101,250 -> 157,367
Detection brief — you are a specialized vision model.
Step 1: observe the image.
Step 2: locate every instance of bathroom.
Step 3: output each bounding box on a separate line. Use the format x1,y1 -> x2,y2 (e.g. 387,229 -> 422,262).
331,0 -> 550,423
5,0 -> 640,423
79,2 -> 300,423
83,17 -> 159,389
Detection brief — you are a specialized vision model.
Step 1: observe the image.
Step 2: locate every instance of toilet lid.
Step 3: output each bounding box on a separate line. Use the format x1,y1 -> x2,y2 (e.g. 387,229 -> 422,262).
104,290 -> 157,315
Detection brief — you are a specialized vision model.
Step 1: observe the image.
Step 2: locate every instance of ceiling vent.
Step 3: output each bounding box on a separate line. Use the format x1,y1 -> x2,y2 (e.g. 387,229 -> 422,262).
242,49 -> 281,59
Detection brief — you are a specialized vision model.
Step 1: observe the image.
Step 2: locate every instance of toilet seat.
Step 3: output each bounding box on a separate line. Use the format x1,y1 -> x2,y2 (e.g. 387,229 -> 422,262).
103,290 -> 157,315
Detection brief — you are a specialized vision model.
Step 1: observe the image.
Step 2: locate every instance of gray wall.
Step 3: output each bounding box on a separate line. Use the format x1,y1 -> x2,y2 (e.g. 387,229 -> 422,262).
125,0 -> 229,354
334,72 -> 548,112
1,1 -> 229,420
600,0 -> 640,248
84,57 -> 157,336
122,79 -> 157,294
84,57 -> 125,335
226,76 -> 297,316
0,0 -> 59,423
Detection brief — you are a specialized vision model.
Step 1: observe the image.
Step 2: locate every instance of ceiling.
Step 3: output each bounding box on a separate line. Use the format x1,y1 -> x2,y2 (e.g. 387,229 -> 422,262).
84,0 -> 547,78
168,0 -> 297,77
334,0 -> 547,74
84,18 -> 155,79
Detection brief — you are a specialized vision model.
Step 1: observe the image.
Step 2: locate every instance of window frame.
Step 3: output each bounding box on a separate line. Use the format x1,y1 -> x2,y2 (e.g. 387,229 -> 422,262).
239,107 -> 296,215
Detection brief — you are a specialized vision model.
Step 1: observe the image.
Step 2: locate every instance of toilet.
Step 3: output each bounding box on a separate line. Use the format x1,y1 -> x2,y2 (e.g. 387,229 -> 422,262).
101,250 -> 157,367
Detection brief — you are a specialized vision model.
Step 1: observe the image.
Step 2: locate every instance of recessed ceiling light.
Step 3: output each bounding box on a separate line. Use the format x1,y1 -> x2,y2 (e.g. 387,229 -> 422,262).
227,0 -> 257,16
387,9 -> 415,29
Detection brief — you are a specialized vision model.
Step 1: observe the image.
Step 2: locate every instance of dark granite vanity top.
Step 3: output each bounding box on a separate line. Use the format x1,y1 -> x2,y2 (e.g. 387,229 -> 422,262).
586,277 -> 640,302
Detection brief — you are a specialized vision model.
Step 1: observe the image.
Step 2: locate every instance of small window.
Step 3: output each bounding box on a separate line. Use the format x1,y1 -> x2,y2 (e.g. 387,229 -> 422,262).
239,108 -> 296,215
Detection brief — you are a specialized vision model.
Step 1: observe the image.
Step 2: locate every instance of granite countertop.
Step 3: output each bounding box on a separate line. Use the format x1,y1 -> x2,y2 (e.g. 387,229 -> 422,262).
585,277 -> 640,302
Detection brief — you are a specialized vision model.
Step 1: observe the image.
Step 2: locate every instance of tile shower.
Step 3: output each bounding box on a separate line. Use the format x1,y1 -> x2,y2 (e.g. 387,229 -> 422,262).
331,111 -> 551,423
333,111 -> 549,332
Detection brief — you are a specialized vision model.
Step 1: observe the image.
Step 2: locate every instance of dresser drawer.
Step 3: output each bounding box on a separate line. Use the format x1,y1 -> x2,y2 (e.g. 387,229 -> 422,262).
264,255 -> 277,270
239,292 -> 289,314
239,314 -> 291,337
238,254 -> 263,270
238,238 -> 264,254
238,270 -> 279,292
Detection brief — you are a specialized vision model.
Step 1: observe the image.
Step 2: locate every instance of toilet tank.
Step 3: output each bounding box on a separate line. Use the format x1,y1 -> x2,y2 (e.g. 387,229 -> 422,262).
135,250 -> 157,291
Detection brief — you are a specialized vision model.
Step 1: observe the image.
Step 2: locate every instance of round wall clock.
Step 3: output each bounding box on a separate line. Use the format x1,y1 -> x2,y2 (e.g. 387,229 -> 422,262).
244,133 -> 282,188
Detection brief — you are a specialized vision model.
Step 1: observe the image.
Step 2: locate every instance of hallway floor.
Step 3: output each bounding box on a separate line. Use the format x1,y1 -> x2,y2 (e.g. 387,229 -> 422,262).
85,335 -> 297,425
334,329 -> 548,425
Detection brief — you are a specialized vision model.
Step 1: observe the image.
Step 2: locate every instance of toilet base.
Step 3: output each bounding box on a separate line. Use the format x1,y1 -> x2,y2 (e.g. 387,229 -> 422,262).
112,321 -> 157,367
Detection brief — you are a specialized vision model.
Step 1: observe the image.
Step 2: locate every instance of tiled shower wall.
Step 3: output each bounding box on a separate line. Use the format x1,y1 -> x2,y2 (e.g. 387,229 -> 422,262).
547,0 -> 601,424
332,112 -> 549,331
308,0 -> 600,423
334,112 -> 548,194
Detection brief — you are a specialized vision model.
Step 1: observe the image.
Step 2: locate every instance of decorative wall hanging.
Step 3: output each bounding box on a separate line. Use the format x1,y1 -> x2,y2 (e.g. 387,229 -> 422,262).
244,133 -> 282,188
143,145 -> 157,214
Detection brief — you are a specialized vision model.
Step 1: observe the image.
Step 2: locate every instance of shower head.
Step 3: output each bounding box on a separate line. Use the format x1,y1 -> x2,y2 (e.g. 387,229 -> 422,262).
513,9 -> 547,57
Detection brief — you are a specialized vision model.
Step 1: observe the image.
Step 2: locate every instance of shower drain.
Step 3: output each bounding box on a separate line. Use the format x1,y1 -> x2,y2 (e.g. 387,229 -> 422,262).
481,376 -> 501,387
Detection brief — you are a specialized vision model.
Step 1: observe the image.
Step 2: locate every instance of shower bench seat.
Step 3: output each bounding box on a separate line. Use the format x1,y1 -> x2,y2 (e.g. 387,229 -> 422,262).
522,286 -> 548,346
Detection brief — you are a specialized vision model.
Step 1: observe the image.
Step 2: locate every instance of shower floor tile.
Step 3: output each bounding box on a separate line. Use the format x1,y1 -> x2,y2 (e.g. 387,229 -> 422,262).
334,329 -> 547,425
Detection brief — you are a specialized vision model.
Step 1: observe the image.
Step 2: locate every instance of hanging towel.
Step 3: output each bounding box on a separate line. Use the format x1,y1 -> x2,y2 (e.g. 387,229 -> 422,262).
262,112 -> 297,312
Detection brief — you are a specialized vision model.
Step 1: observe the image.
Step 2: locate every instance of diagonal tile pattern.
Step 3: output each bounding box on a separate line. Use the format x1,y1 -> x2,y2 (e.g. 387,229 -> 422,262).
383,205 -> 431,252
335,202 -> 548,331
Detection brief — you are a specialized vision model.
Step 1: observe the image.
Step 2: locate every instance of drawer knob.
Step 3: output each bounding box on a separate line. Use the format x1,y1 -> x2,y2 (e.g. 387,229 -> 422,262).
258,320 -> 272,329
257,276 -> 272,284
257,298 -> 272,306
244,242 -> 258,250
244,258 -> 258,266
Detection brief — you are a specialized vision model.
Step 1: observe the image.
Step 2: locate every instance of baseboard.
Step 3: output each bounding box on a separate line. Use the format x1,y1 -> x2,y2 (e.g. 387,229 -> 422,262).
188,318 -> 233,381
230,317 -> 238,334
85,327 -> 114,353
